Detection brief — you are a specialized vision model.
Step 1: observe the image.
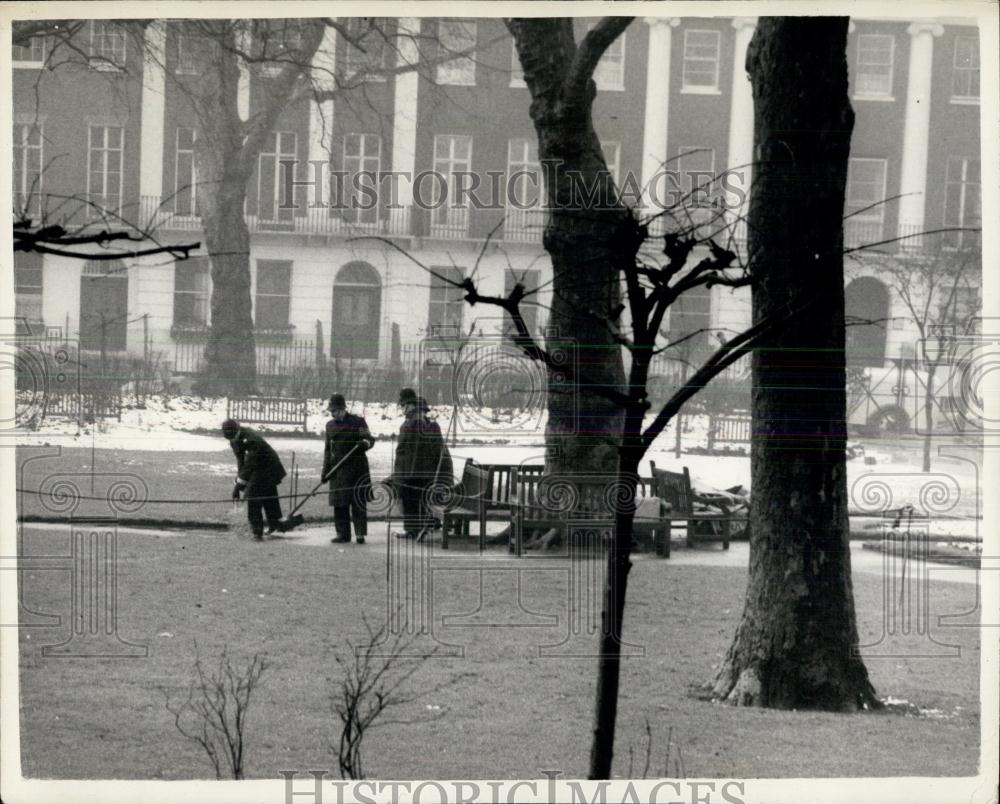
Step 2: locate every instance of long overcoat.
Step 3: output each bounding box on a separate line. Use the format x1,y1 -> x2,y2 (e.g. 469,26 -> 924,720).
392,417 -> 445,485
231,427 -> 287,495
323,413 -> 374,507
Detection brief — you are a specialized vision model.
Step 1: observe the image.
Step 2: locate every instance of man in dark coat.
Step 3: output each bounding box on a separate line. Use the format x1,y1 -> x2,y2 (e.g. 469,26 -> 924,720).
323,394 -> 375,544
392,396 -> 444,540
222,418 -> 287,540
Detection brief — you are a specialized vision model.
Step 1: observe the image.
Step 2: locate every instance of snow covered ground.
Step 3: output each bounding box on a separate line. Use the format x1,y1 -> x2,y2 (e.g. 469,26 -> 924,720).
15,393 -> 983,530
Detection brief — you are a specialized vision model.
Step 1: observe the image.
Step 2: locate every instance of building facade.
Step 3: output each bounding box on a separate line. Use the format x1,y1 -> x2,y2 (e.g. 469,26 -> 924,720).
11,16 -> 982,413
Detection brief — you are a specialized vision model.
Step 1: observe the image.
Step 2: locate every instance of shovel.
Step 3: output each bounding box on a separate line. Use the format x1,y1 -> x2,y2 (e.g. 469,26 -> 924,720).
278,444 -> 361,532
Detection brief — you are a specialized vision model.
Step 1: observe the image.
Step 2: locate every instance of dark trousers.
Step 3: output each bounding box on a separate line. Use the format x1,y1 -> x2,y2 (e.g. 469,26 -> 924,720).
246,483 -> 283,536
333,500 -> 368,540
399,478 -> 432,536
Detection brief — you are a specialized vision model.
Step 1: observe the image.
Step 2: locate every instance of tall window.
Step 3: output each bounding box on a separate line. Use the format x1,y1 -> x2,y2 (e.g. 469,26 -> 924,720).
89,21 -> 126,66
255,260 -> 292,330
13,123 -> 42,220
257,131 -> 297,223
506,139 -> 542,240
342,18 -> 388,80
586,22 -> 625,90
174,127 -> 198,216
431,134 -> 473,234
342,133 -> 381,225
681,30 -> 720,92
845,158 -> 888,244
507,138 -> 542,209
173,22 -> 200,75
437,19 -> 477,85
943,156 -> 981,248
15,252 -> 44,325
13,36 -> 45,65
87,125 -> 124,217
677,147 -> 716,218
173,257 -> 210,328
428,266 -> 465,332
952,35 -> 980,100
855,34 -> 894,97
504,268 -> 541,338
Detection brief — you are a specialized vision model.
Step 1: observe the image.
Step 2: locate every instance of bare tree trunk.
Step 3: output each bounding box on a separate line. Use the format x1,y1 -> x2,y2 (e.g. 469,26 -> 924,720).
201,180 -> 257,396
193,25 -> 257,398
923,367 -> 936,472
711,18 -> 881,710
509,19 -> 628,476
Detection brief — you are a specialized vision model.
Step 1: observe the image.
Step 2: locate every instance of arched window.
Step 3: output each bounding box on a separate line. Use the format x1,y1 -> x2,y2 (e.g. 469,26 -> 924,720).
332,262 -> 381,360
845,276 -> 889,367
80,260 -> 129,352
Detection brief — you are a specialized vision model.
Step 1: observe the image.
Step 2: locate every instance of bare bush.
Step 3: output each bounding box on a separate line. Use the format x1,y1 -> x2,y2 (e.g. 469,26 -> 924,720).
331,613 -> 467,779
165,646 -> 269,779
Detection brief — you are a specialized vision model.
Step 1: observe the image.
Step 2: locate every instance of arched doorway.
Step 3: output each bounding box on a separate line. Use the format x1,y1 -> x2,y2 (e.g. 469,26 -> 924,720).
332,262 -> 381,360
80,260 -> 128,352
845,276 -> 889,367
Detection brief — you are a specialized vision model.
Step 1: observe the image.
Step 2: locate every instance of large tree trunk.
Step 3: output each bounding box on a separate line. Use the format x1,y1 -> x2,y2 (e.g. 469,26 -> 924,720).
509,19 -> 628,476
192,25 -> 258,397
711,18 -> 881,710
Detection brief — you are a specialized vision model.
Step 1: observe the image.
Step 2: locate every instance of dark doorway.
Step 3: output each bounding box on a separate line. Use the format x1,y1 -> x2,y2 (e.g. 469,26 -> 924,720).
845,276 -> 889,367
332,262 -> 381,360
80,260 -> 128,352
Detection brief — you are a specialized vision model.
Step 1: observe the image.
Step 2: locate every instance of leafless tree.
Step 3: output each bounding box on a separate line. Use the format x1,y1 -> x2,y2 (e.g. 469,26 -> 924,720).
13,17 -> 501,396
330,612 -> 470,779
164,646 -> 269,780
876,241 -> 981,470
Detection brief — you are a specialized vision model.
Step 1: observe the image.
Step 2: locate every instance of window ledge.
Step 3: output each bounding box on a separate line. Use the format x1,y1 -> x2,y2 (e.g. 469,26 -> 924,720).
12,61 -> 44,70
852,94 -> 895,102
254,326 -> 296,342
680,86 -> 722,96
170,324 -> 210,339
90,62 -> 124,73
949,96 -> 980,106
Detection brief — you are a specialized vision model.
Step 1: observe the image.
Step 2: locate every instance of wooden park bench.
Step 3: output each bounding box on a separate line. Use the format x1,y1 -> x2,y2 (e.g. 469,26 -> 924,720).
227,396 -> 309,433
649,462 -> 746,553
509,470 -> 669,557
437,461 -> 544,550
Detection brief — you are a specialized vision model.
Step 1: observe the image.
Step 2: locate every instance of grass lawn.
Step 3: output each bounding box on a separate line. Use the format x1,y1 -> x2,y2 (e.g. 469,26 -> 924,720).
17,525 -> 981,780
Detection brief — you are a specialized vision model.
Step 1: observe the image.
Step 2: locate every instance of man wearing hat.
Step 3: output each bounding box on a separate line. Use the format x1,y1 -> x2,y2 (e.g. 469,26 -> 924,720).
398,387 -> 417,410
323,394 -> 375,544
222,418 -> 287,540
391,395 -> 445,540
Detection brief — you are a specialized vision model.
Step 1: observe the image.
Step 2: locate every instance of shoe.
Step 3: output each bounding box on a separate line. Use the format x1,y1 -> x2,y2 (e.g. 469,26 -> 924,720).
393,531 -> 416,540
355,536 -> 366,544
330,536 -> 350,544
252,532 -> 264,541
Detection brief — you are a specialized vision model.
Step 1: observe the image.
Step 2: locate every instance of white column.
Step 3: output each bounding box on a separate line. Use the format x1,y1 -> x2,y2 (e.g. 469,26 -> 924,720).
898,22 -> 944,247
392,18 -> 421,215
725,17 -> 756,241
237,28 -> 251,121
139,21 -> 166,207
640,18 -> 680,222
308,26 -> 337,211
